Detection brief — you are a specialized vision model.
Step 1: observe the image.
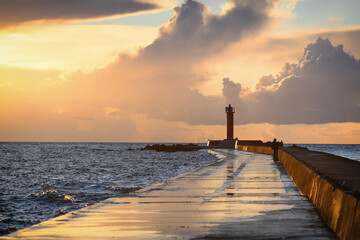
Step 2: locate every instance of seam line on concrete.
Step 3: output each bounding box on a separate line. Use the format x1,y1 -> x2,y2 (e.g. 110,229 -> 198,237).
201,154 -> 254,204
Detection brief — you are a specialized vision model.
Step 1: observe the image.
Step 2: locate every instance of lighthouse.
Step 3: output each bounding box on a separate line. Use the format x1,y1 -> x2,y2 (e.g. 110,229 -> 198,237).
225,104 -> 235,140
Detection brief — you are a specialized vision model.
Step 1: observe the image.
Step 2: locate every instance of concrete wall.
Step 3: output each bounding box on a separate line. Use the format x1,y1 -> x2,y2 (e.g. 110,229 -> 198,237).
278,150 -> 359,240
208,140 -> 237,149
236,146 -> 359,240
235,144 -> 273,155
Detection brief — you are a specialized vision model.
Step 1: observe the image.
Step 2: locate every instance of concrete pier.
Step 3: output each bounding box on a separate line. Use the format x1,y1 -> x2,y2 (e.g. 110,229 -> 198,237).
2,150 -> 337,239
236,144 -> 360,240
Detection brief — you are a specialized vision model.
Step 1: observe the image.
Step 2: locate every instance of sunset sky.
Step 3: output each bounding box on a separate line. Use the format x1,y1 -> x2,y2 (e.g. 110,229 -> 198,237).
1,0 -> 359,143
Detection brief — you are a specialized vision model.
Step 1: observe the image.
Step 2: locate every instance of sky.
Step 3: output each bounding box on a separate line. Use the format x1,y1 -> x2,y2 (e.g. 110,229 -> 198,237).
0,0 -> 359,143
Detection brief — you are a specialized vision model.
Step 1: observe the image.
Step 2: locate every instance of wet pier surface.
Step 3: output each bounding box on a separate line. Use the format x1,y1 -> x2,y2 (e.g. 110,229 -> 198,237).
2,150 -> 337,239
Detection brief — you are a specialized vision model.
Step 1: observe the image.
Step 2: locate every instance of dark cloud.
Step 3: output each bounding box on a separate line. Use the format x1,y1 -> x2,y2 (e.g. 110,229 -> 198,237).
0,0 -> 158,27
233,38 -> 360,124
141,0 -> 273,62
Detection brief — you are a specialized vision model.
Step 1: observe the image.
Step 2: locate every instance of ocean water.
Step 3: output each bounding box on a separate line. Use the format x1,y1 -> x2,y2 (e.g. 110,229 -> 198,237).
285,144 -> 360,162
0,142 -> 218,236
1,143 -> 359,236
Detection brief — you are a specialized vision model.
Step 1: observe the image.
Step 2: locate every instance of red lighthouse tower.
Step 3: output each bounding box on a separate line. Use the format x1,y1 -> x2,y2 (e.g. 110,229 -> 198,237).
225,104 -> 235,140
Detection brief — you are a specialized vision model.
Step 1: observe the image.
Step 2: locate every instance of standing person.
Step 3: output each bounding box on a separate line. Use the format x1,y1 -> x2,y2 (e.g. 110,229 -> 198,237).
271,138 -> 279,161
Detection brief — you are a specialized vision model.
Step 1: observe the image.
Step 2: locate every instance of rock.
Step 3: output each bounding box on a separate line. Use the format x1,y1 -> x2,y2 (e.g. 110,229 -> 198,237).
140,143 -> 200,152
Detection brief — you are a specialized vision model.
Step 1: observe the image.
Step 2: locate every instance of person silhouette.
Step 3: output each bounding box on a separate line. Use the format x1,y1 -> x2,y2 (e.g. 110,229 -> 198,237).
271,138 -> 279,161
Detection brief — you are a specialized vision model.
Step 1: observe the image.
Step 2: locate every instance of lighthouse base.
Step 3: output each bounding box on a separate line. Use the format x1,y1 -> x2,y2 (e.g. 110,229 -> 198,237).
207,139 -> 267,149
207,139 -> 237,149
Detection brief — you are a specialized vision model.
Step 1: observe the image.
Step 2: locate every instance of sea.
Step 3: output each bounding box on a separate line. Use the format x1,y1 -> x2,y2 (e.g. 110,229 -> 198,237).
284,144 -> 360,162
0,142 -> 359,236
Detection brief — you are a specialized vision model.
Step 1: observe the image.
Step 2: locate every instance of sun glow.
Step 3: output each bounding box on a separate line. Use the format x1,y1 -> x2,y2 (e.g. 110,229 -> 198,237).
0,24 -> 158,72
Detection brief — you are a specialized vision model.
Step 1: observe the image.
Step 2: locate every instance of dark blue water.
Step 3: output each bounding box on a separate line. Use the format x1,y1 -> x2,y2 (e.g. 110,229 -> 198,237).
0,142 -> 218,236
285,144 -> 360,162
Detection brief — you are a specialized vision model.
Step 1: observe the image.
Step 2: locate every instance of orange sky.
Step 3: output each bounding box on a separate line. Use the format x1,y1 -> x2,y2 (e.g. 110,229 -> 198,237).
1,0 -> 359,143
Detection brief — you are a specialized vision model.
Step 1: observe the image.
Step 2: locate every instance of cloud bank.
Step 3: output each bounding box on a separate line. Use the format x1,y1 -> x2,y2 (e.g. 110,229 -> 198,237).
231,37 -> 360,124
61,0 -> 274,126
2,0 -> 359,142
63,1 -> 359,126
100,37 -> 360,126
0,0 -> 158,27
141,0 -> 273,62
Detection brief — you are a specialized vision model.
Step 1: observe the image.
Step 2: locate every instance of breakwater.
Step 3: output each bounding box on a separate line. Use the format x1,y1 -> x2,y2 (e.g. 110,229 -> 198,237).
235,143 -> 360,240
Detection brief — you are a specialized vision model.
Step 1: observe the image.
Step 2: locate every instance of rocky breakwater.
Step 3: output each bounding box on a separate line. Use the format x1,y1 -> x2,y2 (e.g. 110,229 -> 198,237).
140,143 -> 202,152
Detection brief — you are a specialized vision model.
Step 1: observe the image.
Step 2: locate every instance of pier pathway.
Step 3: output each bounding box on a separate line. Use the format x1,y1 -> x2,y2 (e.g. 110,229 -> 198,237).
3,150 -> 337,239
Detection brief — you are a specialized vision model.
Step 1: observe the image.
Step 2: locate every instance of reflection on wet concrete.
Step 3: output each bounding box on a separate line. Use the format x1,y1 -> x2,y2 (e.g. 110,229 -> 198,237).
2,150 -> 337,239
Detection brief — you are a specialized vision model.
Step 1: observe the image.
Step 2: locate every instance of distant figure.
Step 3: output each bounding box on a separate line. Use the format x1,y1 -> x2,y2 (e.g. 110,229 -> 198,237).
271,138 -> 279,161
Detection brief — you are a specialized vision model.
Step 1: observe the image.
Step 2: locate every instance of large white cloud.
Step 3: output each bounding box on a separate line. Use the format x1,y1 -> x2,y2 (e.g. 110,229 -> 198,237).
236,37 -> 360,124
124,36 -> 360,125
64,1 -> 359,126
141,0 -> 273,62
66,0 -> 275,126
4,0 -> 359,142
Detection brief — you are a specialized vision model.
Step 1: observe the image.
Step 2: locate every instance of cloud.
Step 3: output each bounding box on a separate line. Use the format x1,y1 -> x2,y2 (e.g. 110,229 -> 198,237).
0,0 -> 159,28
49,6 -> 359,127
236,37 -> 360,124
3,1 -> 359,143
222,77 -> 241,104
141,0 -> 274,62
328,16 -> 343,23
60,0 -> 275,126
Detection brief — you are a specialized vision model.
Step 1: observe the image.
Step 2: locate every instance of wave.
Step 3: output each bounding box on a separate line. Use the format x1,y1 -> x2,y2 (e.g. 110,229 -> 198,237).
105,186 -> 142,194
29,190 -> 81,205
92,148 -> 123,152
29,190 -> 60,203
